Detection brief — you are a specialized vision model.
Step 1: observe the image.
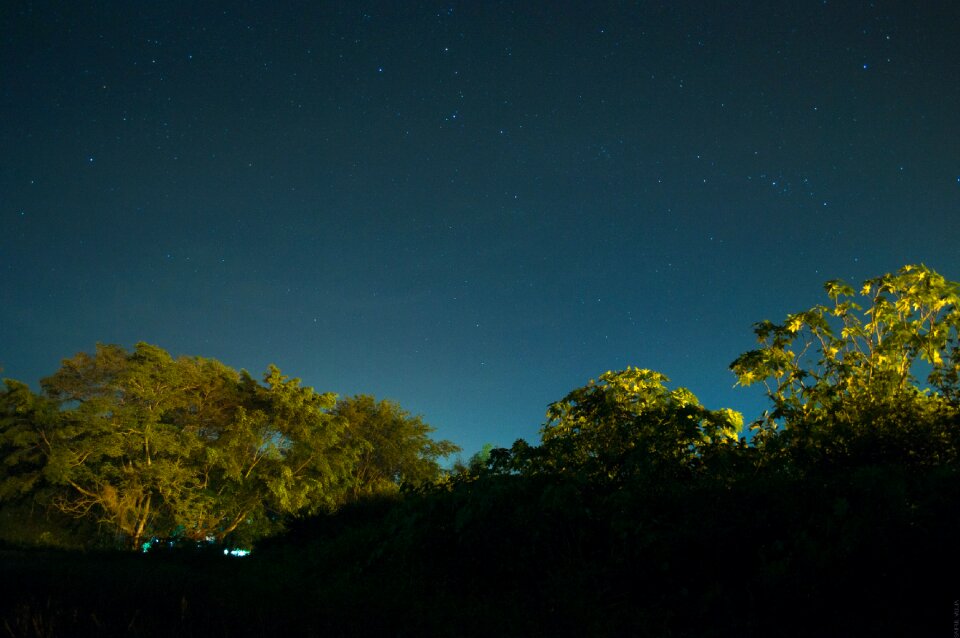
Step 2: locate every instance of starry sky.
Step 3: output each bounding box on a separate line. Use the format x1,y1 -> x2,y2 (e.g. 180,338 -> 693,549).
3,1 -> 960,457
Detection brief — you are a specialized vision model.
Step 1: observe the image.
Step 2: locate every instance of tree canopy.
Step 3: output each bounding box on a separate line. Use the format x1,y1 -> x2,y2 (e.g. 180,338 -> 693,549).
485,368 -> 742,484
730,263 -> 960,468
2,264 -> 959,552
3,265 -> 958,638
333,394 -> 460,500
0,343 -> 457,549
446,264 -> 960,486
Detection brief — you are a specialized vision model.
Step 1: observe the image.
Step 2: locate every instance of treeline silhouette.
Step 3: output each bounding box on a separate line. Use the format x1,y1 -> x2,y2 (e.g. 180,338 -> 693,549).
1,264 -> 958,636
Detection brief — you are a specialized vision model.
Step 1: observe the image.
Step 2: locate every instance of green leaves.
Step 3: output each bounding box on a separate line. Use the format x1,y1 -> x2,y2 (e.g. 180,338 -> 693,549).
4,263 -> 959,549
333,395 -> 461,500
825,279 -> 855,301
730,264 -> 960,463
1,343 -> 464,549
533,367 -> 742,483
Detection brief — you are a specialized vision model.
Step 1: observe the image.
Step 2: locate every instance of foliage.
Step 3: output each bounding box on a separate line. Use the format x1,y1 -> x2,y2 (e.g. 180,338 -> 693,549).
180,362 -> 352,545
0,379 -> 59,502
457,442 -> 495,475
0,343 -> 334,548
730,264 -> 960,466
1,264 -> 959,635
333,395 -> 460,501
35,344 -> 208,549
0,343 -> 460,550
484,368 -> 742,485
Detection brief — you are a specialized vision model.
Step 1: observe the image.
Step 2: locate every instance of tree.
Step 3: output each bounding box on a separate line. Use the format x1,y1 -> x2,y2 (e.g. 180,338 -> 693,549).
0,378 -> 58,502
0,343 -> 353,549
37,343 -> 202,549
332,395 -> 460,500
172,362 -> 352,544
730,264 -> 960,465
0,379 -> 93,547
496,368 -> 742,483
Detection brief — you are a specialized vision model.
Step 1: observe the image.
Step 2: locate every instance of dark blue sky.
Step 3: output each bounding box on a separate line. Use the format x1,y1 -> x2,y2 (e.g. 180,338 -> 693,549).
3,1 -> 959,456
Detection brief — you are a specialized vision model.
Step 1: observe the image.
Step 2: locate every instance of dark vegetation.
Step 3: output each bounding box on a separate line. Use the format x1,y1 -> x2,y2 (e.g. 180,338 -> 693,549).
1,264 -> 959,636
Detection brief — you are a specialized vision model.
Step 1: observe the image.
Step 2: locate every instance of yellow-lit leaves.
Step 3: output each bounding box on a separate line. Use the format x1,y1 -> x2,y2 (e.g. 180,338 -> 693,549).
540,367 -> 742,482
730,264 -> 960,430
824,279 -> 855,301
786,315 -> 804,334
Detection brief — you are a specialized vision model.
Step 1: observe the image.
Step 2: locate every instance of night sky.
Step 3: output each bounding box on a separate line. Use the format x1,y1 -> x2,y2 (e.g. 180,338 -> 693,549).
3,1 -> 960,457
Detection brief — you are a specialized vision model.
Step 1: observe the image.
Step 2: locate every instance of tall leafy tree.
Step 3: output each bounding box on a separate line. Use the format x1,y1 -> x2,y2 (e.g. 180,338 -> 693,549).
0,343 -> 353,549
165,361 -> 351,544
34,343 -> 203,549
730,264 -> 960,464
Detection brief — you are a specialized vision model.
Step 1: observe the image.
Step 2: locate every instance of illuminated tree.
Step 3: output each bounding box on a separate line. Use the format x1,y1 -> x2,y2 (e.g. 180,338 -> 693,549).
0,343 -> 352,549
507,368 -> 742,482
29,343 -> 202,549
730,264 -> 960,464
176,363 -> 352,544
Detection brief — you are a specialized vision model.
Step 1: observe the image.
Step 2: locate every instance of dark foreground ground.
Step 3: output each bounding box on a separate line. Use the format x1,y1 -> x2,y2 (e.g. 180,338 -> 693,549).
1,467 -> 958,637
